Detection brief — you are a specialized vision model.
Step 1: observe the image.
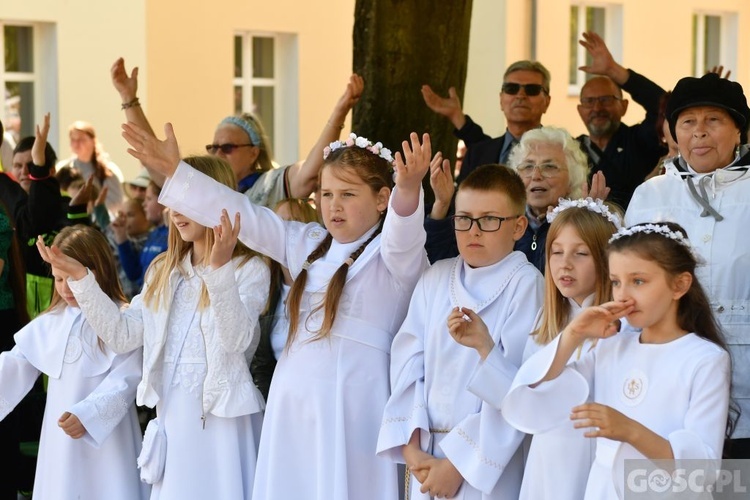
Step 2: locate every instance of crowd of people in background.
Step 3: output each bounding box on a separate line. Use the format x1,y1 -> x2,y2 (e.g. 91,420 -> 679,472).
0,28 -> 746,500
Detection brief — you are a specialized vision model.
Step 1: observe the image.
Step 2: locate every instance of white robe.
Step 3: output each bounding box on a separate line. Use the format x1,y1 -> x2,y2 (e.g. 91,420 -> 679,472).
516,296 -> 596,500
625,155 -> 750,436
378,253 -> 543,499
503,331 -> 730,500
160,161 -> 430,500
0,306 -> 148,500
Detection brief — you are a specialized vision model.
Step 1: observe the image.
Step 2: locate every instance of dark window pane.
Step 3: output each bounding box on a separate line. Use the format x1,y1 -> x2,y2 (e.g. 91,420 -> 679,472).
253,86 -> 274,150
253,37 -> 274,78
4,26 -> 34,73
234,35 -> 243,78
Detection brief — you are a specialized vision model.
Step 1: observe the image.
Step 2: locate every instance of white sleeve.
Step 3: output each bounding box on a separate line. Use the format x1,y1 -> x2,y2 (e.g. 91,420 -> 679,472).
70,348 -> 143,448
379,186 -> 430,293
160,161 -> 291,265
68,270 -> 145,353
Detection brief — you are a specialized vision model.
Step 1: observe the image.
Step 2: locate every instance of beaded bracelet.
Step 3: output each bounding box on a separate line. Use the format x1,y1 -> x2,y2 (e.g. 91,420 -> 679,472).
121,97 -> 141,110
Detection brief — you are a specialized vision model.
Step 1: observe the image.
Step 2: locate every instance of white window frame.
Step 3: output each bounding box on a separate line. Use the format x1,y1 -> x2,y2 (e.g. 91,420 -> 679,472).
692,11 -> 738,77
233,31 -> 298,167
568,3 -> 623,96
0,21 -> 58,150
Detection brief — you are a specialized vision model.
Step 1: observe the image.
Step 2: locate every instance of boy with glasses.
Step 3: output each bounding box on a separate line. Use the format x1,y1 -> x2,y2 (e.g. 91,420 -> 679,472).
378,164 -> 543,499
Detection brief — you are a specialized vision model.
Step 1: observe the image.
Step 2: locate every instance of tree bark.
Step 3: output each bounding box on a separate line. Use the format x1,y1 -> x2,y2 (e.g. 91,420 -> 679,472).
353,0 -> 473,204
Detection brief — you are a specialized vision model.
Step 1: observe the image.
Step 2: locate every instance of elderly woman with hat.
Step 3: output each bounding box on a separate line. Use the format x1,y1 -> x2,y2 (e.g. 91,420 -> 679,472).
626,72 -> 750,458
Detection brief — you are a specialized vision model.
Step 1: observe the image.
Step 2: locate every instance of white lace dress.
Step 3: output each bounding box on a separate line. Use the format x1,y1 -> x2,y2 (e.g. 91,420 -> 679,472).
150,270 -> 262,500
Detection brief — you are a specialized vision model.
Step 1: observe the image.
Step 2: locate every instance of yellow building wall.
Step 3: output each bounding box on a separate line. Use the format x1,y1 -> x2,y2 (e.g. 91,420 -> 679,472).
143,0 -> 355,172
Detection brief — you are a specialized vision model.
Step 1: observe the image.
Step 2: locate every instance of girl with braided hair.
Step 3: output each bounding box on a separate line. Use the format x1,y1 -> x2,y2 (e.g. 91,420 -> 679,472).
122,121 -> 432,500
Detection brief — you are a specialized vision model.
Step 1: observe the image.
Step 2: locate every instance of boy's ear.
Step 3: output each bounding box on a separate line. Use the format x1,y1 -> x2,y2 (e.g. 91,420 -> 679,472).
672,271 -> 692,300
512,215 -> 528,242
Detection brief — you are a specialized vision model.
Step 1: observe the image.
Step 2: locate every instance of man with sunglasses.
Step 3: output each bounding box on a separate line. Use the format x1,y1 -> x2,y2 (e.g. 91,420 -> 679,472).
421,60 -> 551,185
575,31 -> 666,210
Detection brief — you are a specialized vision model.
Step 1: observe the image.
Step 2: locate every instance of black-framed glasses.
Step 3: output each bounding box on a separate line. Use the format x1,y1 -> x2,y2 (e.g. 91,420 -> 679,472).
501,83 -> 547,96
579,95 -> 621,108
516,163 -> 566,179
451,215 -> 520,232
205,143 -> 254,154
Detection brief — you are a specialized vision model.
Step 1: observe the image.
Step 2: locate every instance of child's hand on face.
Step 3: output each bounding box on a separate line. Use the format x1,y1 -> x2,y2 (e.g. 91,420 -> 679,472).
414,457 -> 464,498
36,236 -> 88,281
210,209 -> 241,270
447,307 -> 495,360
58,411 -> 86,439
571,402 -> 635,442
564,300 -> 634,343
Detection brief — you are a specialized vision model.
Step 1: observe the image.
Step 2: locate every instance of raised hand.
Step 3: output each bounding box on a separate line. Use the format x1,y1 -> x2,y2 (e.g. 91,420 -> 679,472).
111,57 -> 139,102
31,112 -> 51,167
36,235 -> 88,281
706,65 -> 732,80
334,73 -> 364,117
394,132 -> 432,191
209,209 -> 241,270
58,411 -> 86,439
447,307 -> 495,360
110,210 -> 128,244
122,122 -> 181,178
429,152 -> 454,220
69,175 -> 95,209
578,31 -> 616,75
390,132 -> 431,217
421,85 -> 466,130
581,170 -> 611,201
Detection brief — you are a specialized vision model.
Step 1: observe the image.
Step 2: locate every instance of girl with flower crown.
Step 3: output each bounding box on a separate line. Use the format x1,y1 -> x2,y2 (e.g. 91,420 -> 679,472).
503,221 -> 733,499
121,121 -> 431,500
507,197 -> 622,500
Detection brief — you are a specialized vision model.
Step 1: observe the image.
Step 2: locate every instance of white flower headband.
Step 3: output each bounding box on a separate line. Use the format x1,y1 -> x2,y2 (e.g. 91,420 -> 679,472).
608,223 -> 692,250
547,197 -> 623,229
323,133 -> 394,165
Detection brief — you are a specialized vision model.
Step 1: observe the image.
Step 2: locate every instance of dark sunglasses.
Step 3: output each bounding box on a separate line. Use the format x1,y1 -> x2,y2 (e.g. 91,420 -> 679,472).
501,83 -> 547,96
205,143 -> 254,154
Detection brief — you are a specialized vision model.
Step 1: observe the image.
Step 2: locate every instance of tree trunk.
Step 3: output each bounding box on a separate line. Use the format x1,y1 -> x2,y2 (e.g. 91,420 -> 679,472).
353,0 -> 473,205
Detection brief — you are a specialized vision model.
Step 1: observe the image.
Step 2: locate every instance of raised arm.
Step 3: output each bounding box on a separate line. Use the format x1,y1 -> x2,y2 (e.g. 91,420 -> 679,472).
578,31 -> 630,85
286,74 -> 364,199
537,300 -> 633,384
421,85 -> 467,130
30,113 -> 50,167
112,57 -> 164,186
391,133 -> 431,217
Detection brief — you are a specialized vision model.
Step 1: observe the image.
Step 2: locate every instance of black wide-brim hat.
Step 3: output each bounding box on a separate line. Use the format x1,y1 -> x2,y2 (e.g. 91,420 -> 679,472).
667,72 -> 750,142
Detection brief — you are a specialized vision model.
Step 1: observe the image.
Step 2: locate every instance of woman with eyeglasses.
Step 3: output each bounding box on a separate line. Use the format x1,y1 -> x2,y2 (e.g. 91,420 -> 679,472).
111,58 -> 363,211
425,126 -> 603,273
505,127 -> 595,271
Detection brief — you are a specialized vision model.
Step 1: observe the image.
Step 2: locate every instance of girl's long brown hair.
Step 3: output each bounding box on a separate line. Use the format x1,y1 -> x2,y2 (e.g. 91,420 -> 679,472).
285,146 -> 392,347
